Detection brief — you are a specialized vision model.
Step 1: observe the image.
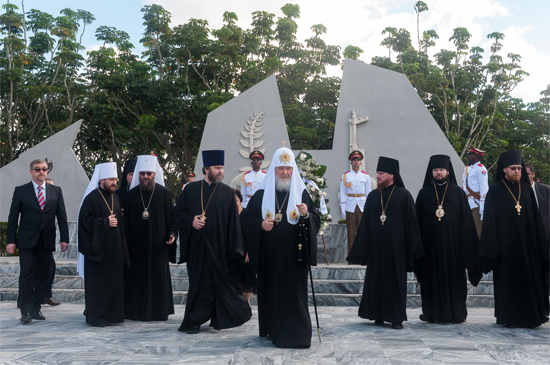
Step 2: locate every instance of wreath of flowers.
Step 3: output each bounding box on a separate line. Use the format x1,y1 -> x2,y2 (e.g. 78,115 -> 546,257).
296,151 -> 332,235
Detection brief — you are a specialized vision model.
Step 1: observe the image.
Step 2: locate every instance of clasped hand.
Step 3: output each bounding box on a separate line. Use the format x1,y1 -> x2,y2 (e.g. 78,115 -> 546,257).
192,215 -> 205,230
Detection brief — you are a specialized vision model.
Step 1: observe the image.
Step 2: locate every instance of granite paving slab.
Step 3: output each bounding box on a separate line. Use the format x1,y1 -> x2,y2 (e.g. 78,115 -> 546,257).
0,304 -> 548,364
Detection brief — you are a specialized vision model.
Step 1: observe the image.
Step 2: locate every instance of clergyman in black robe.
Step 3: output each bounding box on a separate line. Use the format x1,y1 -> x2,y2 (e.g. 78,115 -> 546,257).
478,150 -> 549,328
176,150 -> 251,334
347,156 -> 424,330
124,155 -> 178,321
78,162 -> 129,326
525,163 -> 550,321
115,158 -> 136,211
414,155 -> 481,324
241,147 -> 320,348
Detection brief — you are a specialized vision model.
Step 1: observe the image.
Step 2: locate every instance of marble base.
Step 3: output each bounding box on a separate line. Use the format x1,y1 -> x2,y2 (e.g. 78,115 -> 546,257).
4,304 -> 544,364
0,258 -> 522,308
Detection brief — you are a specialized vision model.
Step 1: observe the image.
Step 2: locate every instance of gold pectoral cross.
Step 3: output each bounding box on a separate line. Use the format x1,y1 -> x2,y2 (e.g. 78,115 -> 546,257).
298,244 -> 302,250
515,201 -> 522,215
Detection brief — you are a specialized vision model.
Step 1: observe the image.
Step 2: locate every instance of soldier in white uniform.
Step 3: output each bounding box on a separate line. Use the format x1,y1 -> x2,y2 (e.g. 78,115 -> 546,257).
241,150 -> 267,209
461,147 -> 489,238
182,172 -> 196,191
340,150 -> 372,252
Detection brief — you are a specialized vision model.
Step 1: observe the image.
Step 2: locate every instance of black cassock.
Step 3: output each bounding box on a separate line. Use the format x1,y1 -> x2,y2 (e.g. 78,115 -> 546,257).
176,180 -> 251,331
415,183 -> 481,322
241,190 -> 320,348
115,187 -> 130,211
347,184 -> 424,323
124,184 -> 178,321
78,188 -> 129,326
479,180 -> 549,328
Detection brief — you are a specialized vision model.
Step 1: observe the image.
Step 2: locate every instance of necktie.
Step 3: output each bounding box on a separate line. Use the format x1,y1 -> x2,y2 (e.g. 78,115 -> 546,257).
38,186 -> 45,211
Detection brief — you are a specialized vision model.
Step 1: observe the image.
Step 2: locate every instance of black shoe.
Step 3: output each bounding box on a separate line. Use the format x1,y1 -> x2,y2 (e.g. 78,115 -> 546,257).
42,298 -> 61,306
187,324 -> 200,334
30,311 -> 46,320
90,323 -> 106,327
374,320 -> 384,326
420,314 -> 435,323
392,322 -> 403,330
505,324 -> 516,328
20,313 -> 32,324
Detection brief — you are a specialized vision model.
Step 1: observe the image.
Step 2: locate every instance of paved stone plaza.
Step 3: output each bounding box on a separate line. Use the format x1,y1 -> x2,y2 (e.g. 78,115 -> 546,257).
0,303 -> 548,364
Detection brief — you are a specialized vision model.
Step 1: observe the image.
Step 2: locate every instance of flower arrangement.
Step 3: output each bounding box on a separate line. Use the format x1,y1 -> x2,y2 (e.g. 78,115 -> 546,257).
296,151 -> 332,235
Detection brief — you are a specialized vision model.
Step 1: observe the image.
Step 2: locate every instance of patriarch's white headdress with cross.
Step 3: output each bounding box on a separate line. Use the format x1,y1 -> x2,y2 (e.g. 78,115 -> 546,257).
259,146 -> 307,225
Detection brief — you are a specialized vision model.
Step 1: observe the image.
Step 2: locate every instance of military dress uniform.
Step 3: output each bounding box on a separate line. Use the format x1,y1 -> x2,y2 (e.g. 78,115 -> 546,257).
241,170 -> 267,208
182,172 -> 196,191
461,153 -> 489,238
340,153 -> 372,252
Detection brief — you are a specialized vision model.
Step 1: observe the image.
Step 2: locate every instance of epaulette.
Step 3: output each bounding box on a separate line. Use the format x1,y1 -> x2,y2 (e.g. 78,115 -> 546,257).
261,170 -> 267,173
344,170 -> 351,174
477,163 -> 483,168
244,170 -> 252,175
360,170 -> 368,175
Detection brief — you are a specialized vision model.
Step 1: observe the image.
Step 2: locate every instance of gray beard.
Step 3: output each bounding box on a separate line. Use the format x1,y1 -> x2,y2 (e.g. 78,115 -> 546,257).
276,178 -> 291,192
140,180 -> 155,191
207,170 -> 223,184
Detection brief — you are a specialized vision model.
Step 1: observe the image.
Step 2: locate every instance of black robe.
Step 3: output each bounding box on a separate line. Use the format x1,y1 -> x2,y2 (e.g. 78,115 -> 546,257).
124,184 -> 178,321
176,180 -> 251,331
479,179 -> 549,328
78,188 -> 129,326
347,184 -> 424,323
415,182 -> 481,322
241,189 -> 320,348
115,187 -> 130,212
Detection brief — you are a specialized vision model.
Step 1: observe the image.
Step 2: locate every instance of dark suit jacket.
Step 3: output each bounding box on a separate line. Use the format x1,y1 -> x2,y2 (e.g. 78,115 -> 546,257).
534,182 -> 550,242
7,181 -> 69,250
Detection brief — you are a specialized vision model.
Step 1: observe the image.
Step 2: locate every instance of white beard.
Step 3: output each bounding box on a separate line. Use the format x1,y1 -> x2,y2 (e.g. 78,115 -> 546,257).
275,177 -> 291,192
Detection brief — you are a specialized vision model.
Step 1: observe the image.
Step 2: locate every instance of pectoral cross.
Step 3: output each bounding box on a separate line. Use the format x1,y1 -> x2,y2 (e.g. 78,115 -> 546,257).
298,243 -> 302,250
282,140 -> 287,147
515,201 -> 522,215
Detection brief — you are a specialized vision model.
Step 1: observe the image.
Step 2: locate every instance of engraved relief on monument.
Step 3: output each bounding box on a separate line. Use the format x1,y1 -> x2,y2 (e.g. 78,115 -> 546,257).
348,110 -> 368,171
230,111 -> 272,187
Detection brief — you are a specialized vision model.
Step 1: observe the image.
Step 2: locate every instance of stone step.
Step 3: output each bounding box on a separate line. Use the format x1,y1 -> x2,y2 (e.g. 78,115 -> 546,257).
0,272 -> 495,296
0,288 -> 495,308
0,259 -> 495,281
0,258 -> 497,306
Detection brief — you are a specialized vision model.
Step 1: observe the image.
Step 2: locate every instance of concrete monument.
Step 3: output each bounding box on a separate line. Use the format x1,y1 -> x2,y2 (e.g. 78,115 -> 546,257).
299,59 -> 464,219
194,75 -> 288,187
195,59 -> 464,222
0,120 -> 89,221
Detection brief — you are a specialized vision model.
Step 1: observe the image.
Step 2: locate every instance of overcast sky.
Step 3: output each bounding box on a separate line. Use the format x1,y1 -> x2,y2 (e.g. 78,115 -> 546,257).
22,0 -> 550,103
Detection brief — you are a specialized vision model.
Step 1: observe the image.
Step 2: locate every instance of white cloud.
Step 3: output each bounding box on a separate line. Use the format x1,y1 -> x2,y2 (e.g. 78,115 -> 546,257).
146,0 -> 546,102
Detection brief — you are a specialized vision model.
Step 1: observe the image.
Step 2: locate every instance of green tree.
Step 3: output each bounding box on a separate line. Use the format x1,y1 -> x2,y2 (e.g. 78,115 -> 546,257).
413,1 -> 429,52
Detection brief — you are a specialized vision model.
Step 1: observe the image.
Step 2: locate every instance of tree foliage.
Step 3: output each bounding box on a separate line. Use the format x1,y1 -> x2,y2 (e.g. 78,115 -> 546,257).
371,6 -> 547,183
1,1 -> 548,200
1,3 -> 348,197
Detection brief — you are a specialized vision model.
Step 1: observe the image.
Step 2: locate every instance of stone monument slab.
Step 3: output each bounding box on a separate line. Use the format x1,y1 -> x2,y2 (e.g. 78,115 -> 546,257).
194,75 -> 290,187
0,120 -> 89,221
300,59 -> 464,219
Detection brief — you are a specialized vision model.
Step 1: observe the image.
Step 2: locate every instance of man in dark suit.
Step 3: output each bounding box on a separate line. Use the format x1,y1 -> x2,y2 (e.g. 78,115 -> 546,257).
7,159 -> 69,324
526,163 -> 550,321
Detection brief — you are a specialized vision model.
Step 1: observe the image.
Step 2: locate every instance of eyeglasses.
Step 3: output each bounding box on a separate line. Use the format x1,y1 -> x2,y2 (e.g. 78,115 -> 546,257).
139,172 -> 154,176
33,168 -> 48,172
507,166 -> 522,171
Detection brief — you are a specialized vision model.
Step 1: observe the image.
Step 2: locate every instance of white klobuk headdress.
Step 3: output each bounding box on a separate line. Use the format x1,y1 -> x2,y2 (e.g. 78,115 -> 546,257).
129,155 -> 165,189
77,162 -> 118,280
260,147 -> 307,225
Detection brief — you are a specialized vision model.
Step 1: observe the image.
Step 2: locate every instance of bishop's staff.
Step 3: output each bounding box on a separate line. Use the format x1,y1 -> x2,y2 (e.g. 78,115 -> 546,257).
297,214 -> 322,343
